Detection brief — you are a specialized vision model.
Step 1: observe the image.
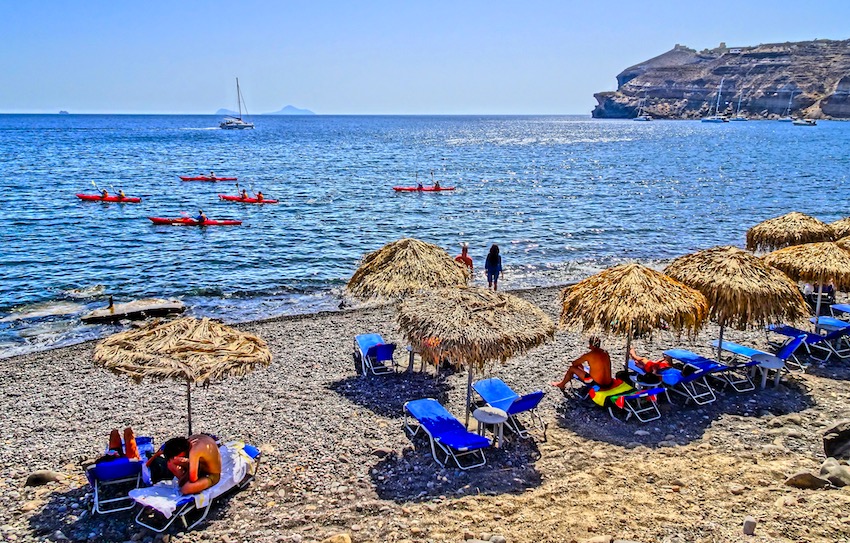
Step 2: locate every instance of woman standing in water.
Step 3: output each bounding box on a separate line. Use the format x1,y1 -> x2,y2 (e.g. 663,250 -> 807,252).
485,244 -> 502,291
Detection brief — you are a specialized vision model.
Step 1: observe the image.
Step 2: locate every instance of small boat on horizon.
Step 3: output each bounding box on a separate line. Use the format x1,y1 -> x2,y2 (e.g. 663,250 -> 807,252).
220,78 -> 254,130
792,118 -> 817,126
778,90 -> 797,122
728,92 -> 748,121
633,95 -> 652,121
702,78 -> 728,123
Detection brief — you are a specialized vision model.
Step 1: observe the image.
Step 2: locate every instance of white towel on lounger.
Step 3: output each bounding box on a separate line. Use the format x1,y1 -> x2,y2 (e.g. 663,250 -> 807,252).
129,442 -> 252,518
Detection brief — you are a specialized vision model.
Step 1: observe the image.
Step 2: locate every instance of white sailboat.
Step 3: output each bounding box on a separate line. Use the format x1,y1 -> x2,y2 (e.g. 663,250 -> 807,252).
729,92 -> 748,121
777,90 -> 796,122
792,118 -> 817,126
633,95 -> 652,121
220,78 -> 254,130
701,78 -> 728,122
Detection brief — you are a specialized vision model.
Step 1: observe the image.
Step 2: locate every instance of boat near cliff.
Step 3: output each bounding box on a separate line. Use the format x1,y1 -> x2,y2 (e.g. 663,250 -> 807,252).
592,39 -> 850,120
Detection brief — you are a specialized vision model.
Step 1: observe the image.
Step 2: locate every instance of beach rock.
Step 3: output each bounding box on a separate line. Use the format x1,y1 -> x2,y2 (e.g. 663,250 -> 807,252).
489,536 -> 507,543
743,516 -> 757,535
25,470 -> 63,487
819,458 -> 850,487
371,447 -> 394,458
823,421 -> 850,460
729,483 -> 746,495
583,536 -> 613,543
320,535 -> 351,543
784,471 -> 831,489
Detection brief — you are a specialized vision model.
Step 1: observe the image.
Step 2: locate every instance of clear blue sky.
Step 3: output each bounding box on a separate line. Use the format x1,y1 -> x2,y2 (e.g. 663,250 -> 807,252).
3,0 -> 849,115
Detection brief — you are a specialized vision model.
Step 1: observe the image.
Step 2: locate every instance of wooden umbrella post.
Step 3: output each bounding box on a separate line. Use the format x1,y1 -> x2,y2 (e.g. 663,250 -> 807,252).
623,325 -> 632,372
716,324 -> 725,365
813,277 -> 825,333
465,363 -> 474,428
186,379 -> 193,435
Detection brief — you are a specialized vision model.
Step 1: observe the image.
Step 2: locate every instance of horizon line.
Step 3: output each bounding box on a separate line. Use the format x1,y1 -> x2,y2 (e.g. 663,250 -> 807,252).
0,112 -> 591,117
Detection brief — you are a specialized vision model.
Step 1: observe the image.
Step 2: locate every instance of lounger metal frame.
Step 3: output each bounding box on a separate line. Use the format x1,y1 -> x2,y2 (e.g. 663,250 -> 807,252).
473,378 -> 545,439
353,335 -> 399,377
605,387 -> 664,423
133,452 -> 262,533
89,468 -> 142,514
629,360 -> 716,406
768,325 -> 850,365
403,400 -> 489,470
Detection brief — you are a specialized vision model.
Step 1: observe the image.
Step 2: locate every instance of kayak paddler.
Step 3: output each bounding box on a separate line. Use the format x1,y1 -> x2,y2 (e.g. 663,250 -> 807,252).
196,209 -> 207,223
209,171 -> 216,180
434,180 -> 441,190
101,189 -> 109,199
240,189 -> 249,200
118,190 -> 126,200
256,191 -> 264,202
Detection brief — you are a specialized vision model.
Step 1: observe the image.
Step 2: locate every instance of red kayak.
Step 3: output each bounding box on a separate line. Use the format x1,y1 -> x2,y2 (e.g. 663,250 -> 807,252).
392,186 -> 456,192
179,176 -> 238,182
76,193 -> 142,203
219,194 -> 279,204
148,217 -> 242,226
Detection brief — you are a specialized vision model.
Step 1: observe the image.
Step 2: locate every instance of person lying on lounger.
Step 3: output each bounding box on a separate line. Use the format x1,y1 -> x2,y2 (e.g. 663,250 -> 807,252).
161,435 -> 222,495
551,335 -> 613,390
629,347 -> 674,373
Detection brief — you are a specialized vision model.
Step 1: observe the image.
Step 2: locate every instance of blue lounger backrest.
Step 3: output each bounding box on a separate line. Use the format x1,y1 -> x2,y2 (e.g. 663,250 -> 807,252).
405,398 -> 467,435
356,333 -> 385,353
776,335 -> 806,360
473,378 -> 520,412
368,343 -> 396,362
506,391 -> 545,415
821,327 -> 850,342
664,349 -> 726,372
86,457 -> 142,486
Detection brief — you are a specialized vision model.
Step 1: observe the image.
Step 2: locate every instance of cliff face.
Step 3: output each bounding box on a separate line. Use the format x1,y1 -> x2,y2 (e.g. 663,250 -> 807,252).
592,39 -> 850,119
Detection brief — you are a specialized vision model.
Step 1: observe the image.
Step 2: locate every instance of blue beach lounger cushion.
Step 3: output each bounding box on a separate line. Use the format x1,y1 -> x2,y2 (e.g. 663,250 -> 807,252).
768,324 -> 850,364
712,335 -> 806,372
473,378 -> 545,437
628,359 -> 717,405
85,435 -> 154,514
664,348 -> 756,393
403,398 -> 491,470
354,333 -> 398,376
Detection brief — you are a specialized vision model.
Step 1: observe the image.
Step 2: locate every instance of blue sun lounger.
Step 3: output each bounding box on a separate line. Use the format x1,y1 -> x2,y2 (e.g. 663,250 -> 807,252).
403,398 -> 491,470
768,324 -> 850,363
85,436 -> 154,514
664,348 -> 756,393
628,359 -> 717,405
354,333 -> 398,376
830,304 -> 850,319
473,378 -> 545,438
130,442 -> 261,532
711,335 -> 806,369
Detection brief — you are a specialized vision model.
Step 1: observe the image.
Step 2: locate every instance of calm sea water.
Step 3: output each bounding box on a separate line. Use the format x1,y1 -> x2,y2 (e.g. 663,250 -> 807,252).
1,114 -> 848,357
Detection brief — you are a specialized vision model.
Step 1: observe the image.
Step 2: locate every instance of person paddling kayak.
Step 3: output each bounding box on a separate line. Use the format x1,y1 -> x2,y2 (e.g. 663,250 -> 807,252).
101,189 -> 109,199
196,209 -> 207,223
240,189 -> 249,200
118,190 -> 126,200
256,191 -> 264,202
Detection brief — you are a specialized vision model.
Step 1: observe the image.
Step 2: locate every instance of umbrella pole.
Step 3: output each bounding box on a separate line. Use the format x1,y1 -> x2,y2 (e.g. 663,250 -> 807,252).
814,280 -> 824,333
186,380 -> 193,435
624,326 -> 632,372
465,363 -> 474,428
717,324 -> 725,364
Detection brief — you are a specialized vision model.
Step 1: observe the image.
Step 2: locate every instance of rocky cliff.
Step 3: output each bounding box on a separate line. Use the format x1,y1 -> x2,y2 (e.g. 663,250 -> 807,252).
592,39 -> 850,119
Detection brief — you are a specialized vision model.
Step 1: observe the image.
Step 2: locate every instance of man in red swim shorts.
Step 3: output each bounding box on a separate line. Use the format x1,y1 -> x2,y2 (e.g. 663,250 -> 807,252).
629,347 -> 673,374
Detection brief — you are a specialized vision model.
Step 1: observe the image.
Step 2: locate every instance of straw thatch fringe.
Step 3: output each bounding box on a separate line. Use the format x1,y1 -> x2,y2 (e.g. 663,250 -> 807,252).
559,263 -> 708,338
746,212 -> 834,252
93,317 -> 272,384
762,242 -> 850,288
837,235 -> 850,252
665,246 -> 809,329
347,238 -> 469,300
396,286 -> 554,370
832,218 -> 850,239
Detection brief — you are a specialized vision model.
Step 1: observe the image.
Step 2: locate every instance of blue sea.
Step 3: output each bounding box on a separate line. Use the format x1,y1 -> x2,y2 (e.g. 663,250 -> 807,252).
1,114 -> 848,357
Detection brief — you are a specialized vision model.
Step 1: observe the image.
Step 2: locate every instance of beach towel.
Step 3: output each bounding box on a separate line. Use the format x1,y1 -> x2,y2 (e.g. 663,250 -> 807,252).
129,441 -> 254,518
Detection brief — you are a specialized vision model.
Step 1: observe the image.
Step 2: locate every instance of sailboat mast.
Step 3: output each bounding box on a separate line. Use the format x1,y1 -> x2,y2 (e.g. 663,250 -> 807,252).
236,78 -> 243,120
715,78 -> 724,115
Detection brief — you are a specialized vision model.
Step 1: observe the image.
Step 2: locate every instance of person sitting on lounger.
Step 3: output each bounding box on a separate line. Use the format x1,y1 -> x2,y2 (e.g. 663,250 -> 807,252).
551,336 -> 613,389
629,347 -> 674,374
161,434 -> 221,495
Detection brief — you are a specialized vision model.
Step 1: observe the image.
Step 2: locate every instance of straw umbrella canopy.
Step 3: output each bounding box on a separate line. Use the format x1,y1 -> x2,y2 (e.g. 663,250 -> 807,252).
346,238 -> 469,300
664,246 -> 809,362
762,242 -> 850,329
396,286 -> 555,425
831,218 -> 850,240
836,235 -> 850,252
746,212 -> 834,252
560,263 -> 709,370
93,317 -> 272,434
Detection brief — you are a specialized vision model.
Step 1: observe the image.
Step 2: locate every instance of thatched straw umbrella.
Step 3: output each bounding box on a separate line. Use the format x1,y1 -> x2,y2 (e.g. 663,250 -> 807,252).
560,263 -> 709,370
746,212 -> 834,252
93,317 -> 272,434
831,218 -> 850,240
665,246 -> 809,362
762,242 -> 850,330
396,286 -> 555,425
347,238 -> 469,300
836,236 -> 850,252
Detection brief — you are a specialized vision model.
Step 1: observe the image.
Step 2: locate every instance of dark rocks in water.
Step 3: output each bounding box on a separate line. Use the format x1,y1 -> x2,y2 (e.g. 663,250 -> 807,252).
592,39 -> 850,119
80,298 -> 185,324
823,420 -> 850,460
25,470 -> 63,486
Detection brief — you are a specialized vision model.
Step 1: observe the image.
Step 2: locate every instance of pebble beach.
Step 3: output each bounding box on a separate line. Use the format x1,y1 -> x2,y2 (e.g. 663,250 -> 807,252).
2,285 -> 850,543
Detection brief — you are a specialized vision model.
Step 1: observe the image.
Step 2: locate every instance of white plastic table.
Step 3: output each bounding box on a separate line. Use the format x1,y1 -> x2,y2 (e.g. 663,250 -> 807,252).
473,406 -> 508,448
752,353 -> 784,389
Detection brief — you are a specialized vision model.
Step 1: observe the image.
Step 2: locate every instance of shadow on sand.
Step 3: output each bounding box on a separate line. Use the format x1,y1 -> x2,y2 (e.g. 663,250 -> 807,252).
371,431 -> 543,502
328,371 -> 452,418
805,358 -> 850,381
554,375 -> 815,448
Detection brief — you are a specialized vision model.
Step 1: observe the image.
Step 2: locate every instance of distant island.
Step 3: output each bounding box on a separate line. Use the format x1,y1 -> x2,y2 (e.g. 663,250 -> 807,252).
58,110 -> 69,115
215,105 -> 316,116
593,38 -> 850,119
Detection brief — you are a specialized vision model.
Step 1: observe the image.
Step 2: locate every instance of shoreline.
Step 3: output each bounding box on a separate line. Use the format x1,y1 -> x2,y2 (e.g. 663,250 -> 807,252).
2,284 -> 850,542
